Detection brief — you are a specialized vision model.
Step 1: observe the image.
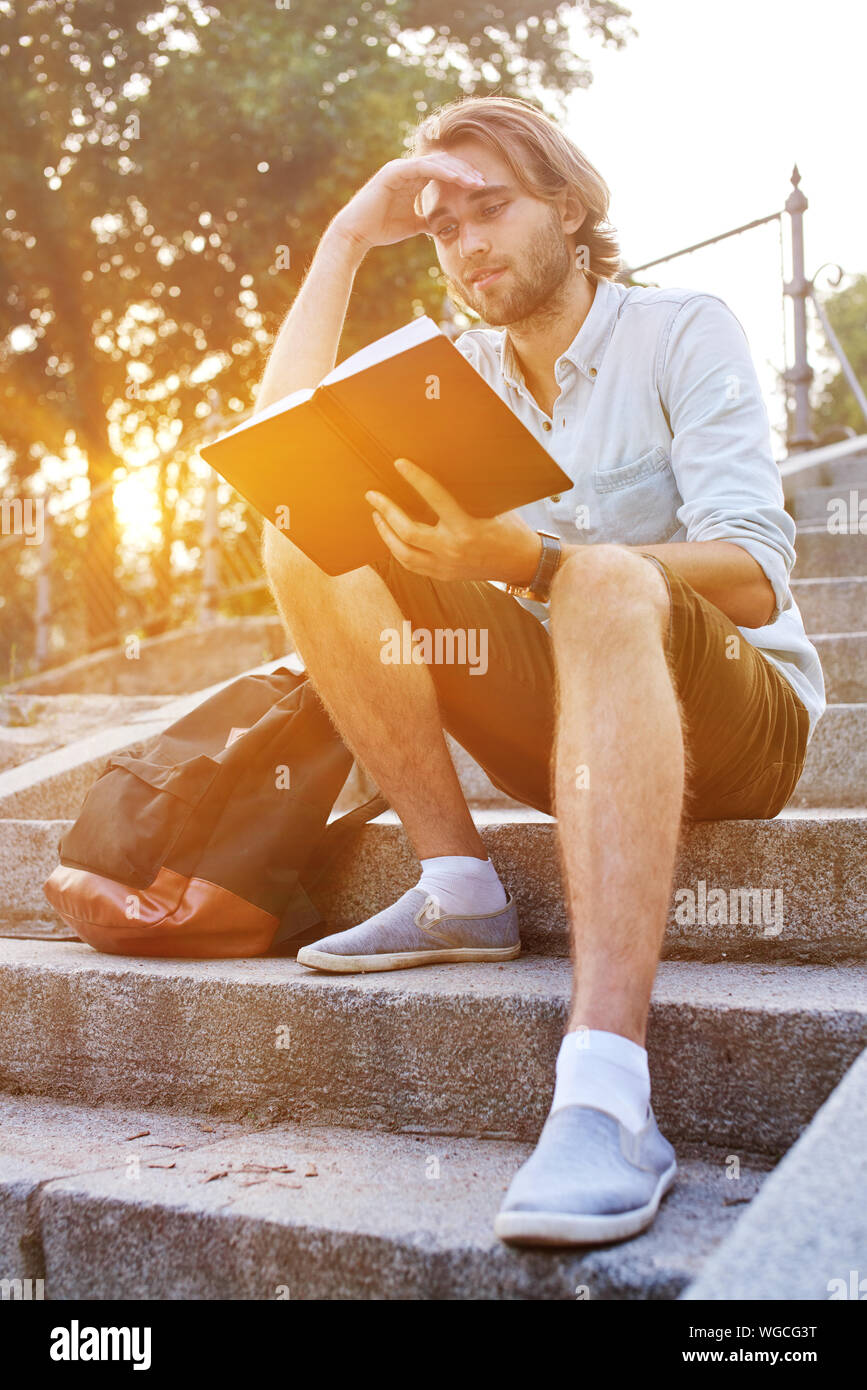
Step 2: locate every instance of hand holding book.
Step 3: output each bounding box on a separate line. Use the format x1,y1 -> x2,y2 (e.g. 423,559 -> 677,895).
366,456 -> 543,586
200,315 -> 572,577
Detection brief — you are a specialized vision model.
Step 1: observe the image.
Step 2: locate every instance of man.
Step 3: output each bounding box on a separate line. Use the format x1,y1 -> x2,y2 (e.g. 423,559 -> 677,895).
259,96 -> 825,1246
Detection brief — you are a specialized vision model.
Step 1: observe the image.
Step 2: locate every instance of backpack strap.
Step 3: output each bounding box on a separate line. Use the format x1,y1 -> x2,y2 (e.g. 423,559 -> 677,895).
270,790 -> 390,948
303,791 -> 390,891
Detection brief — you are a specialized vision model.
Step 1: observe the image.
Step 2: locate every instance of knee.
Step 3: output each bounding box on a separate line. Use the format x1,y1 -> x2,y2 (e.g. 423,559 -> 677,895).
550,544 -> 669,634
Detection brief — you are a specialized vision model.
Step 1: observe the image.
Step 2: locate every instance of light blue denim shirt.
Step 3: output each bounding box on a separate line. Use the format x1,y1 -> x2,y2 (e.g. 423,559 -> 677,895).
455,274 -> 826,740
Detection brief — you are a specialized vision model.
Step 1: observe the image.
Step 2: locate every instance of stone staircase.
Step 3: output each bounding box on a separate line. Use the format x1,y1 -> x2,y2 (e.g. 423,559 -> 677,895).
0,442 -> 865,1300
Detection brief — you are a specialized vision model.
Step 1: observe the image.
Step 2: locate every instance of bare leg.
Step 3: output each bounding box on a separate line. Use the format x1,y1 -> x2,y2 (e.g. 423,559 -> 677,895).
549,546 -> 686,1046
262,523 -> 486,860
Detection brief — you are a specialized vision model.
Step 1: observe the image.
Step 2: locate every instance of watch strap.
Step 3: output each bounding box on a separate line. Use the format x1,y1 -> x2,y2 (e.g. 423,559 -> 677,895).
506,531 -> 563,603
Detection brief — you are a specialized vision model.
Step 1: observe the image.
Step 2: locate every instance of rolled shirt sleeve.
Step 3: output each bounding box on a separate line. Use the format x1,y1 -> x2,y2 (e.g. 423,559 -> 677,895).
659,295 -> 795,624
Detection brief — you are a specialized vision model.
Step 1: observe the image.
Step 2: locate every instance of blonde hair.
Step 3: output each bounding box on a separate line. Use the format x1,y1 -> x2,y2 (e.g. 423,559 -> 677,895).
410,95 -> 620,281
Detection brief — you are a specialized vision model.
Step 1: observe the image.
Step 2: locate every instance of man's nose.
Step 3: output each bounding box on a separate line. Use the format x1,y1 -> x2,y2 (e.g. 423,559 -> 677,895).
458,221 -> 490,260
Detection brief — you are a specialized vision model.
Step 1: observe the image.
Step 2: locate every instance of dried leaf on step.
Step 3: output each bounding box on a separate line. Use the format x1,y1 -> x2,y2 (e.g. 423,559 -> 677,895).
238,1162 -> 297,1176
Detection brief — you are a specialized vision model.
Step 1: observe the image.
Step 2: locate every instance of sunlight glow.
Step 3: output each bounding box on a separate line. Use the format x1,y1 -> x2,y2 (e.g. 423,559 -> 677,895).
113,466 -> 162,549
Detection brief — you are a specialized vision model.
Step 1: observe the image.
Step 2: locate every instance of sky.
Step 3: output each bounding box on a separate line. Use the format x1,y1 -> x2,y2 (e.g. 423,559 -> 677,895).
563,0 -> 866,451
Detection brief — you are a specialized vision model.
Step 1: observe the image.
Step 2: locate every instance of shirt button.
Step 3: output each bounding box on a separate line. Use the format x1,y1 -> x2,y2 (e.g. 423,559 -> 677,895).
589,366 -> 598,378
542,420 -> 552,432
550,494 -> 562,503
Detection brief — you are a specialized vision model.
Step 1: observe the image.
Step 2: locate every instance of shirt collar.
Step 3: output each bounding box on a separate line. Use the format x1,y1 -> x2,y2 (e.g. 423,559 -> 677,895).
499,274 -> 623,390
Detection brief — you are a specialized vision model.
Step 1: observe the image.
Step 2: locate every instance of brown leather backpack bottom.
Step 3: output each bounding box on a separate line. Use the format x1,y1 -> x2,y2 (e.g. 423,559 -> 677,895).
44,863 -> 278,959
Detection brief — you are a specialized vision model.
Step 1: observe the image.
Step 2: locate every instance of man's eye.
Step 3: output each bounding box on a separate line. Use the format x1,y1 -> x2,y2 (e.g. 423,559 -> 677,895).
434,205 -> 505,239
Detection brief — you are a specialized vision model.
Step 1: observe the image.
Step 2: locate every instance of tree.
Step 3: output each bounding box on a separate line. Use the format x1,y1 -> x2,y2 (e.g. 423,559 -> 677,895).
1,0 -> 634,662
811,272 -> 867,440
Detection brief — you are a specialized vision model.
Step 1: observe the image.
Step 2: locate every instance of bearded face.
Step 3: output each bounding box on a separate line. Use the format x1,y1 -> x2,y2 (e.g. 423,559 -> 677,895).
445,203 -> 578,330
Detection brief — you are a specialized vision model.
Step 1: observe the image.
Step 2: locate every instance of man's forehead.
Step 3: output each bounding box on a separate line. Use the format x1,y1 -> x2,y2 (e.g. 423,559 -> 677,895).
420,173 -> 514,223
418,140 -> 511,213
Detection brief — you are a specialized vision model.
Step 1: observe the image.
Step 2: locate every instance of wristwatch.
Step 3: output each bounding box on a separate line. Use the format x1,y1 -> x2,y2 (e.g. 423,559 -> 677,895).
506,530 -> 563,604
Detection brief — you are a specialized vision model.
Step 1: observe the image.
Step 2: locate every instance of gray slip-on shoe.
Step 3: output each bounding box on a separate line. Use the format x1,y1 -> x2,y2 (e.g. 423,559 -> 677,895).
494,1104 -> 677,1246
296,886 -> 520,973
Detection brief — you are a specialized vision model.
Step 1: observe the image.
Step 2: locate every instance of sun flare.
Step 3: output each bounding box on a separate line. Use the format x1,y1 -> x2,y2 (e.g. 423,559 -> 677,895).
112,466 -> 162,549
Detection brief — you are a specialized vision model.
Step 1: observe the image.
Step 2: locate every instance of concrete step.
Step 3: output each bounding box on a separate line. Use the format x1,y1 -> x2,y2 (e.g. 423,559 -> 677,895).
793,528 -> 867,579
0,730 -> 163,822
319,812 -> 867,962
811,632 -> 867,703
789,705 -> 867,808
6,616 -> 290,697
3,810 -> 865,961
683,1046 -> 867,1301
792,484 -> 867,528
1,820 -> 72,938
0,1094 -> 768,1301
824,454 -> 867,489
781,443 -> 867,506
790,577 -> 867,634
0,693 -> 169,775
0,940 -> 865,1157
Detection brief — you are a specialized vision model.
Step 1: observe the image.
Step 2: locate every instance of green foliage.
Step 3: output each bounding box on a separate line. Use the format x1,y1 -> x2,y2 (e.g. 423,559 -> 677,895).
0,0 -> 633,663
1,0 -> 633,477
812,273 -> 867,438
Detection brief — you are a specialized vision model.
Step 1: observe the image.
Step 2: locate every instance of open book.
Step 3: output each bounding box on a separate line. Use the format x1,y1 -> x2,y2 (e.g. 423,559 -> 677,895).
199,315 -> 573,576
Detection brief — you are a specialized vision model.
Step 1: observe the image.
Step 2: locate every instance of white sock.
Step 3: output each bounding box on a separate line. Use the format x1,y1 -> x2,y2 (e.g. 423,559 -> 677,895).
549,1028 -> 651,1134
416,855 -> 508,916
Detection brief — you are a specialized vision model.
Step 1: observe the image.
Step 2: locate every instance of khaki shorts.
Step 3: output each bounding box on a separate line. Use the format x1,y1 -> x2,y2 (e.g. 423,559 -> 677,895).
368,549 -> 810,821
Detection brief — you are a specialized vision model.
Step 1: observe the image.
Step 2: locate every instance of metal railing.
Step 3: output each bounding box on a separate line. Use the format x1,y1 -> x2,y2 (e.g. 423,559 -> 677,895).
620,165 -> 867,454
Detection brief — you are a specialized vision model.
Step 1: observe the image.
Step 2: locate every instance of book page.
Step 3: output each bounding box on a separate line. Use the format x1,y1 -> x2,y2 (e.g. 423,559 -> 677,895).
321,315 -> 442,387
209,386 -> 316,444
204,318 -> 442,449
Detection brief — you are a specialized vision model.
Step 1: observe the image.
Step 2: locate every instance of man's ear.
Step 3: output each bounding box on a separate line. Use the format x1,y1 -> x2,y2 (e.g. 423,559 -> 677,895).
557,186 -> 587,239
